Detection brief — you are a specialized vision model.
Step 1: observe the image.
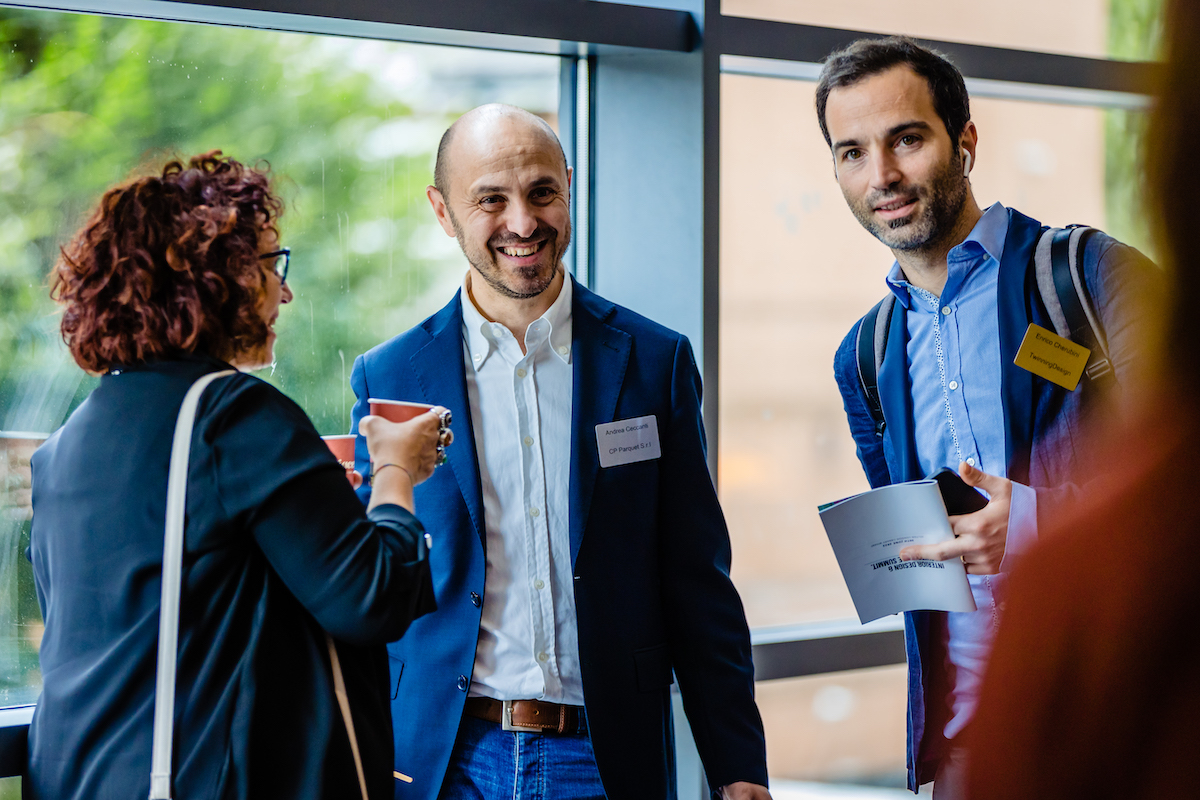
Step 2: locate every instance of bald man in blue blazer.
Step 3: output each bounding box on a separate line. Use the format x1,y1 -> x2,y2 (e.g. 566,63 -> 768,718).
350,105 -> 769,800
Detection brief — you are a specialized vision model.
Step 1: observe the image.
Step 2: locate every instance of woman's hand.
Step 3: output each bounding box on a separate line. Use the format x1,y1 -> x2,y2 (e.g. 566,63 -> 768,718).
359,406 -> 450,487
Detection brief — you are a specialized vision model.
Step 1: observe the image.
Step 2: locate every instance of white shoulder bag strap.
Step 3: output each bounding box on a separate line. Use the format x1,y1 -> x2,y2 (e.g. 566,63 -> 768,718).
147,368 -> 371,800
149,369 -> 235,799
326,633 -> 371,800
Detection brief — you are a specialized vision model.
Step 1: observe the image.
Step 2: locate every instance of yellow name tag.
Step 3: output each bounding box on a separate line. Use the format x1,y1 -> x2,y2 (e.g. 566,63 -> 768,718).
1013,324 -> 1091,391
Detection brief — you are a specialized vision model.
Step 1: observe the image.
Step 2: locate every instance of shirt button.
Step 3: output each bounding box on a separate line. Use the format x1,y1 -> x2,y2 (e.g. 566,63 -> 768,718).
534,579 -> 545,590
457,675 -> 469,691
516,368 -> 527,378
966,457 -> 977,466
523,436 -> 534,446
941,306 -> 952,315
473,353 -> 482,363
537,652 -> 548,663
470,591 -> 481,608
948,380 -> 959,391
557,346 -> 569,356
530,507 -> 541,518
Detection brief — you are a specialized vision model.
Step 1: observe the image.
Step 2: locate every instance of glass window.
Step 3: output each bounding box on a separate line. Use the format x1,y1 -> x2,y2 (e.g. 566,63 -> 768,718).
1,434 -> 42,707
761,667 -> 907,790
720,72 -> 1150,629
721,0 -> 1162,62
0,7 -> 561,709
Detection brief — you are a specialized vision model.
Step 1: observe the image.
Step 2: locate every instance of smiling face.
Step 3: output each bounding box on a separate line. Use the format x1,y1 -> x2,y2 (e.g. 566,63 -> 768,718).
233,226 -> 292,369
427,108 -> 571,304
824,65 -> 976,255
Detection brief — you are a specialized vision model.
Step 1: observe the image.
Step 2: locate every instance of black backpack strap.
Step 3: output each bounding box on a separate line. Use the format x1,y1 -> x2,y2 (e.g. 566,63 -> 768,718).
856,294 -> 896,437
1033,225 -> 1114,389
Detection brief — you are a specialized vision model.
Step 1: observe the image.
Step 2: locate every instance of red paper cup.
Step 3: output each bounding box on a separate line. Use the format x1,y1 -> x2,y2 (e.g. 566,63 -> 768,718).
368,398 -> 434,423
321,434 -> 363,489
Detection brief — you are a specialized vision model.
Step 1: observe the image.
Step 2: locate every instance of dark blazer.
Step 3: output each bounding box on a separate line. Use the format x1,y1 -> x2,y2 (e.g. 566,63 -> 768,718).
349,278 -> 768,800
27,355 -> 435,800
831,208 -> 1157,790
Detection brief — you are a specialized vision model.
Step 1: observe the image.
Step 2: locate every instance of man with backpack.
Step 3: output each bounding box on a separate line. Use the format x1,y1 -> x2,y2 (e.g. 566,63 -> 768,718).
817,37 -> 1156,797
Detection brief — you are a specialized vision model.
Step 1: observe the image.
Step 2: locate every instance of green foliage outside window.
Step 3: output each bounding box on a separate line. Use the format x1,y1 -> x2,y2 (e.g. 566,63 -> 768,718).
1105,0 -> 1164,259
0,9 -> 560,434
0,7 -> 558,712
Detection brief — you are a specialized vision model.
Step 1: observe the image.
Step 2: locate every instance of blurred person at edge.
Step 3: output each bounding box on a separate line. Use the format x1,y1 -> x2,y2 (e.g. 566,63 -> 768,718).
25,152 -> 443,800
966,1 -> 1199,796
349,105 -> 770,800
817,38 -> 1160,798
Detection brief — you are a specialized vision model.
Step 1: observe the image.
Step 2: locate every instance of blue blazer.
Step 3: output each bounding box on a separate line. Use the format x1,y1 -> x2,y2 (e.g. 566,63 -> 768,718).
349,278 -> 768,800
832,209 -> 1157,791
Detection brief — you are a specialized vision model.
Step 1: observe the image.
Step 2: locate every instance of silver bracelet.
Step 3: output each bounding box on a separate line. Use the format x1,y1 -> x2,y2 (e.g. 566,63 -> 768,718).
373,462 -> 415,486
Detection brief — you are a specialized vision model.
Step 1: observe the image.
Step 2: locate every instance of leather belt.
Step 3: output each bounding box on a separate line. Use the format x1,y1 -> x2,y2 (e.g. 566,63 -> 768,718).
463,697 -> 587,734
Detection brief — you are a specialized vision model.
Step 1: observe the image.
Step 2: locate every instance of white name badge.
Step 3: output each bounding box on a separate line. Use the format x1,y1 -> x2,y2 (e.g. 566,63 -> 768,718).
596,415 -> 661,468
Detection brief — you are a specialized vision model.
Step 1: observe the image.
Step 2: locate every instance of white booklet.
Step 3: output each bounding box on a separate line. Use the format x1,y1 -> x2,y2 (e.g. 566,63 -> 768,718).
819,480 -> 977,624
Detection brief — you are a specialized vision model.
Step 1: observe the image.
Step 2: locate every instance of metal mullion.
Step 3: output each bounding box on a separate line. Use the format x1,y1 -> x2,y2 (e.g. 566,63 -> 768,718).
718,14 -> 1159,95
0,706 -> 34,779
720,54 -> 1152,110
575,54 -> 595,289
751,619 -> 907,681
0,0 -> 699,54
702,0 -> 722,479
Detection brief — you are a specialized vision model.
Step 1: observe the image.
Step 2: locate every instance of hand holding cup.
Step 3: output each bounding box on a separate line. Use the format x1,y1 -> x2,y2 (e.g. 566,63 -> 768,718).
359,404 -> 451,487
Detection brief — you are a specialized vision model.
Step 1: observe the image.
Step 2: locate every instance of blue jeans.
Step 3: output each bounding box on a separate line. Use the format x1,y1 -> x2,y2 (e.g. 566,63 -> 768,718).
437,714 -> 607,800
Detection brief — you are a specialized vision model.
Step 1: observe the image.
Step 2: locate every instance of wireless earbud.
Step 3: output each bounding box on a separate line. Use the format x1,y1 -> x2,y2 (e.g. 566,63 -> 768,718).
962,149 -> 972,177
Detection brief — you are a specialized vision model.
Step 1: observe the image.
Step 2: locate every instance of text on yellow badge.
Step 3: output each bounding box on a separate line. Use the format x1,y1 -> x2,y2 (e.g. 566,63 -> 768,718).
1013,324 -> 1091,391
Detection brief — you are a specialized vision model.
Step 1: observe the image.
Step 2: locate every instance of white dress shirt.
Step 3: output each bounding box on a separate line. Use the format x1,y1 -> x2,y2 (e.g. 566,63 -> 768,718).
460,272 -> 583,705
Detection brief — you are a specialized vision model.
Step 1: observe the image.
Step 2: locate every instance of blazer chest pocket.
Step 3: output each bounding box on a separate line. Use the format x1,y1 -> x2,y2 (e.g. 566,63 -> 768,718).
632,644 -> 674,693
389,655 -> 404,700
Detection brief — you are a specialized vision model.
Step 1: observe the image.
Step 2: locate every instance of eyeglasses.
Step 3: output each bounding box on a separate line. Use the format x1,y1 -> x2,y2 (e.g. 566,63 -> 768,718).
259,248 -> 290,284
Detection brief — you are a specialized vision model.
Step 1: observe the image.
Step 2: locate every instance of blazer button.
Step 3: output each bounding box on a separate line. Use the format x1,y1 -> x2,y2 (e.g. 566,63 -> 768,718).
470,591 -> 482,608
457,675 -> 469,692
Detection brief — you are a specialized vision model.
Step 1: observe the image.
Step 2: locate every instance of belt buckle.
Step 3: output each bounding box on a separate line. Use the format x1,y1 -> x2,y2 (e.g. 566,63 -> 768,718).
501,700 -> 525,732
501,699 -> 550,732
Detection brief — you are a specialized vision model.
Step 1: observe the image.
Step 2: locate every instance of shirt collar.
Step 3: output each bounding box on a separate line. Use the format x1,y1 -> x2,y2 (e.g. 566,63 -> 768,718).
960,201 -> 1008,264
544,274 -> 573,362
885,202 -> 1009,308
461,271 -> 574,371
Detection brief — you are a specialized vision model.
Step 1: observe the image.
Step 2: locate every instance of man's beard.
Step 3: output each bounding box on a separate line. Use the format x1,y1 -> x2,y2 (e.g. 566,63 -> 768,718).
848,149 -> 969,254
451,215 -> 570,300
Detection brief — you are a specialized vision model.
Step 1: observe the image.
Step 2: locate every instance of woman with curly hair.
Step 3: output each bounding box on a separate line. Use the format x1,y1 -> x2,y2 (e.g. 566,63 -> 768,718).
25,151 -> 442,800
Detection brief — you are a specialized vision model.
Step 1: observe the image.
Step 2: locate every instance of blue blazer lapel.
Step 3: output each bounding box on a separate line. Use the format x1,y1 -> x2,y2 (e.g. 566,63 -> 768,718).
879,301 -> 922,482
409,291 -> 486,548
996,210 -> 1042,484
568,279 -> 631,567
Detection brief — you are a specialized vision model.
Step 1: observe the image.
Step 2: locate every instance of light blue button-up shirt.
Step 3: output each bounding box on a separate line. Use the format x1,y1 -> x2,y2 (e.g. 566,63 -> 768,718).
885,202 -> 1038,740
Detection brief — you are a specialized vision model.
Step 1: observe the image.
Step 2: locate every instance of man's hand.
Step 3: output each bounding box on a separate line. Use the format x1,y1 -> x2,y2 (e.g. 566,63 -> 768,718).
898,461 -> 1009,574
718,782 -> 772,800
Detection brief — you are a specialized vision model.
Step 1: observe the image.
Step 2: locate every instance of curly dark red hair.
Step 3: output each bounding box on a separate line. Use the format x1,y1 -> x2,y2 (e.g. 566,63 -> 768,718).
53,151 -> 283,373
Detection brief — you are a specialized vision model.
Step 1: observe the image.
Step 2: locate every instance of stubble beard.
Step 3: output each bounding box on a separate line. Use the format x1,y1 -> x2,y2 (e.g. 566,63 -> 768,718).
450,212 -> 570,300
849,149 -> 969,256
